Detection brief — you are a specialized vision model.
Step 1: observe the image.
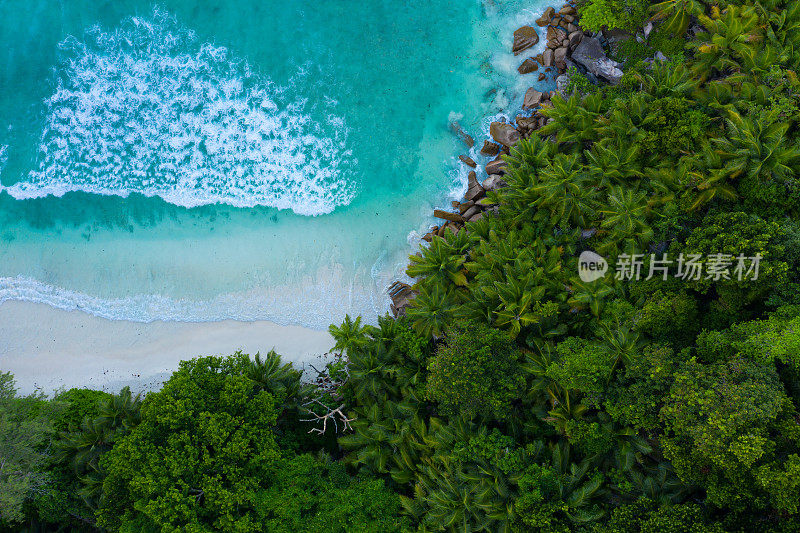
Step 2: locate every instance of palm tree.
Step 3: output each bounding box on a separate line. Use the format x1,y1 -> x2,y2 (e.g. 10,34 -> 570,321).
585,140 -> 644,189
406,231 -> 470,288
599,187 -> 653,253
636,62 -> 700,99
567,277 -> 615,318
55,388 -> 142,509
598,324 -> 642,376
682,143 -> 738,210
405,284 -> 459,338
244,350 -> 301,401
539,93 -> 605,146
532,154 -> 600,228
625,463 -> 689,505
714,113 -> 800,184
328,314 -> 372,355
649,0 -> 704,36
689,6 -> 762,80
502,136 -> 553,191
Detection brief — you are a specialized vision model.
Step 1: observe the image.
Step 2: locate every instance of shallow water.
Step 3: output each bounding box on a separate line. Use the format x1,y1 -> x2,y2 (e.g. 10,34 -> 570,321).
0,0 -> 555,328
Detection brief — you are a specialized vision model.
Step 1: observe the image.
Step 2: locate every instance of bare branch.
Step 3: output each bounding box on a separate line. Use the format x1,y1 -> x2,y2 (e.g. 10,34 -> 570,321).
300,399 -> 355,435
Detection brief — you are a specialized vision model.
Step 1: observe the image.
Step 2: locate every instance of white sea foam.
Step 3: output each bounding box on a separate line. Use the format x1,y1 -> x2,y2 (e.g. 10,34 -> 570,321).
0,145 -> 7,177
3,8 -> 355,215
0,269 -> 386,329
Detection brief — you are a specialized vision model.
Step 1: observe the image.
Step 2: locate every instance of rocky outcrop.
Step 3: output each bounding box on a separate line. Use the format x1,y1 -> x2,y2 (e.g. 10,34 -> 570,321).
518,58 -> 539,74
434,209 -> 465,223
394,2 -> 599,310
464,171 -> 485,201
555,72 -> 571,97
536,7 -> 555,27
490,122 -> 520,148
459,155 -> 477,168
571,37 -> 624,84
461,205 -> 481,220
449,120 -> 475,147
523,88 -> 544,109
513,26 -> 540,55
542,48 -> 555,67
388,281 -> 417,318
554,46 -> 568,70
480,141 -> 500,156
568,30 -> 583,49
485,157 -> 508,175
482,175 -> 508,191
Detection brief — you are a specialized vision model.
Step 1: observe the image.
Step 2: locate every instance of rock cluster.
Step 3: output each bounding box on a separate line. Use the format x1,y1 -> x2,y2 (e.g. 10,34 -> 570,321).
522,3 -> 585,80
390,1 -> 623,317
570,36 -> 623,84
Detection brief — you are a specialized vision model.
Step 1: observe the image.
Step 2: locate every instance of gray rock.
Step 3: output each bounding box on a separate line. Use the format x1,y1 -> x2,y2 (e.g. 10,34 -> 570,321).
568,30 -> 583,49
643,21 -> 654,39
464,171 -> 485,201
489,122 -> 520,148
542,48 -> 555,67
480,141 -> 500,156
467,170 -> 480,189
464,184 -> 485,202
449,121 -> 475,148
555,73 -> 571,97
462,205 -> 481,220
655,51 -> 667,62
433,209 -> 464,223
523,88 -> 544,109
459,155 -> 477,168
554,46 -> 568,69
516,115 -> 538,133
536,6 -> 555,27
571,37 -> 624,84
513,26 -> 541,55
518,58 -> 539,74
485,157 -> 508,175
482,175 -> 508,191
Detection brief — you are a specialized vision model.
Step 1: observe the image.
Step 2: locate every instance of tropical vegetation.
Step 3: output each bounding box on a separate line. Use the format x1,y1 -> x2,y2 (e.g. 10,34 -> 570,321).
4,0 -> 800,530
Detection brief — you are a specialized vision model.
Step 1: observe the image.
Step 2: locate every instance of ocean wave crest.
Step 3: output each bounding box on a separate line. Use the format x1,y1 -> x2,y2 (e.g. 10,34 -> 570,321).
2,8 -> 355,215
0,271 -> 385,329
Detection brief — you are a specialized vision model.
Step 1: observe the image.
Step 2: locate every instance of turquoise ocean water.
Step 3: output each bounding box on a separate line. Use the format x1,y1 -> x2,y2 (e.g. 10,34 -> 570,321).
0,0 -> 554,328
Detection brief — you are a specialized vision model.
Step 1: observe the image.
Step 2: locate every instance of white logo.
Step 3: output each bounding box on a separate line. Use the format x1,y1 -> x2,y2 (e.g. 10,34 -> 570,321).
578,251 -> 608,282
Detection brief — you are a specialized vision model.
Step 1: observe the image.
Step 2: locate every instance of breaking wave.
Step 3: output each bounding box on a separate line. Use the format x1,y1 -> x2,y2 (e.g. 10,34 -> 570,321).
1,8 -> 355,215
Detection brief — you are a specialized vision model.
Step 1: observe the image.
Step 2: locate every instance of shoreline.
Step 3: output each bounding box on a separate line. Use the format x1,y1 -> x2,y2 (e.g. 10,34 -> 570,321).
0,1 -> 590,393
0,301 -> 333,394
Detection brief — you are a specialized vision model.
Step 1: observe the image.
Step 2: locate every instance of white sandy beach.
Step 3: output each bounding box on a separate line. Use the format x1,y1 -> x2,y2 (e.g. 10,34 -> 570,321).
0,301 -> 334,394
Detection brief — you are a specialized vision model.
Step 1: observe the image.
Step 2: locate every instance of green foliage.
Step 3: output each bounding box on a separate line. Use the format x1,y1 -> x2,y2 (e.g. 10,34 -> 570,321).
51,388 -> 111,433
564,67 -> 599,97
426,322 -> 524,420
660,356 -> 800,511
18,2 -> 800,529
594,498 -> 723,533
96,354 -> 283,531
255,453 -> 407,532
579,0 -> 649,32
634,290 -> 699,347
546,337 -> 616,396
605,344 -> 680,432
0,373 -> 60,526
639,97 -> 710,156
679,211 -> 789,317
